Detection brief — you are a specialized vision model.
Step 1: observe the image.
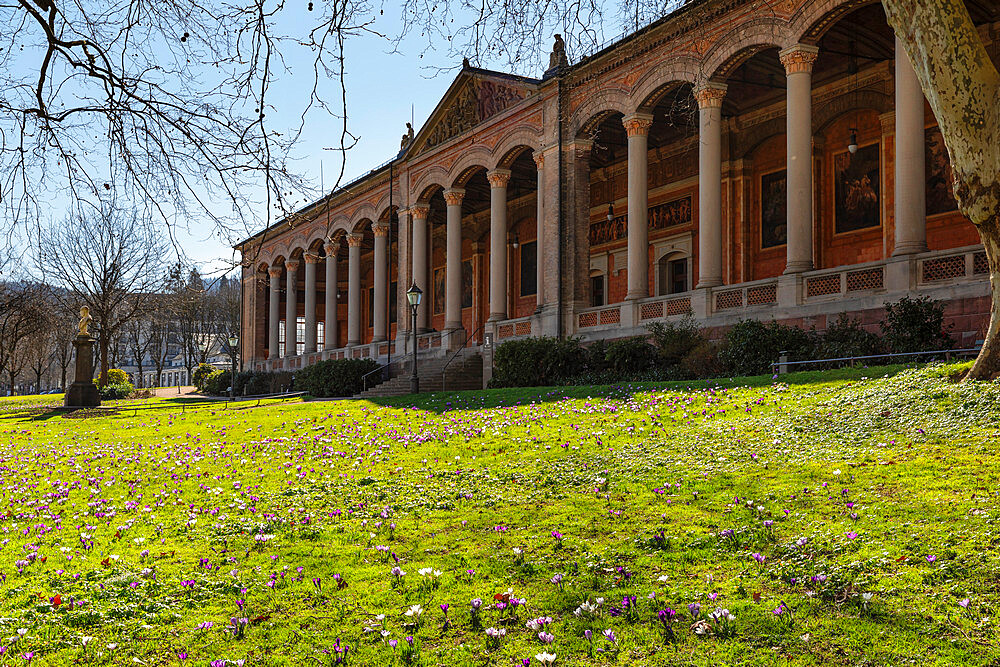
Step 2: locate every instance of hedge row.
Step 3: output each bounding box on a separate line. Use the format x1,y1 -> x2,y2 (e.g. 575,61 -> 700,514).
490,296 -> 955,388
198,358 -> 378,398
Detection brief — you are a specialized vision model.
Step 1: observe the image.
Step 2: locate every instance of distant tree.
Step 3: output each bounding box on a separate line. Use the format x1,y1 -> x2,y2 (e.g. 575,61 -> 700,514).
123,304 -> 155,389
0,0 -> 380,259
36,208 -> 168,386
0,282 -> 46,395
173,267 -> 215,384
51,303 -> 77,392
22,306 -> 56,393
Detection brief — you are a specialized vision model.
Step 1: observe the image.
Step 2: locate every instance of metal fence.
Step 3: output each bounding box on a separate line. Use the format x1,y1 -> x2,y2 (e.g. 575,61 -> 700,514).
772,347 -> 983,374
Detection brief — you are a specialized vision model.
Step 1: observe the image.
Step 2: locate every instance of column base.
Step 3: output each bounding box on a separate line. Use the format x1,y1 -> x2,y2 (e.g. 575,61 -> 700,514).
695,278 -> 722,289
65,381 -> 100,408
891,242 -> 929,257
371,335 -> 387,343
488,313 -> 507,322
624,290 -> 648,301
783,261 -> 813,274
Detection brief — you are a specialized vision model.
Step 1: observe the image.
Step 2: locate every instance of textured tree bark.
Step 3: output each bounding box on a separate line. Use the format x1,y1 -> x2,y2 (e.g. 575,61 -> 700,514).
883,0 -> 1000,379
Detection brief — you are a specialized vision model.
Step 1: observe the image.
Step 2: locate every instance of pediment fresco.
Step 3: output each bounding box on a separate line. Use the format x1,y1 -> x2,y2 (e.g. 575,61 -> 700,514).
418,76 -> 528,153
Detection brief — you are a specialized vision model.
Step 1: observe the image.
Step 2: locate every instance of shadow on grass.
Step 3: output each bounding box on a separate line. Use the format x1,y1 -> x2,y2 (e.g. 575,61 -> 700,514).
361,363 -> 926,413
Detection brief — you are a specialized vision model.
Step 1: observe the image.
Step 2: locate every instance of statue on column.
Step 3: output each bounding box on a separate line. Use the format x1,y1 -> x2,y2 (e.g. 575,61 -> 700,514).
66,306 -> 100,408
77,306 -> 92,336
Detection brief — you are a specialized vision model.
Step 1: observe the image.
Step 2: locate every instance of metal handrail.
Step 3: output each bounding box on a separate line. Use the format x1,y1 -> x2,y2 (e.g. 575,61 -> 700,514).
362,359 -> 399,392
771,346 -> 983,374
440,324 -> 485,391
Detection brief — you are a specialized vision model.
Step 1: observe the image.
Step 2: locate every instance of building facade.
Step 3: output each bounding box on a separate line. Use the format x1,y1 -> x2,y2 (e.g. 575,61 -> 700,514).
237,0 -> 999,375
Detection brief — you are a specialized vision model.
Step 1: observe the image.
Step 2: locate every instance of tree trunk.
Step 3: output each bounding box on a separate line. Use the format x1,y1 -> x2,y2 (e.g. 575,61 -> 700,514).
882,0 -> 1000,379
969,218 -> 1000,378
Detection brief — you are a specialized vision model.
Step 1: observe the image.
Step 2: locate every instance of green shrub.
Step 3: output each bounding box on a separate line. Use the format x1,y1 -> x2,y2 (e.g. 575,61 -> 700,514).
204,370 -> 231,396
679,340 -> 725,379
647,317 -> 704,368
817,313 -> 884,361
106,368 -> 130,385
293,358 -> 380,397
880,296 -> 954,353
585,340 -> 609,374
191,363 -> 217,391
203,370 -> 294,396
720,319 -> 816,377
604,336 -> 657,376
490,336 -> 585,388
99,382 -> 134,400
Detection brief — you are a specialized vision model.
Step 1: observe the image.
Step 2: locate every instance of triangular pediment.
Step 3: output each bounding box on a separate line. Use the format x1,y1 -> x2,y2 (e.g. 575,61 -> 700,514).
407,69 -> 538,156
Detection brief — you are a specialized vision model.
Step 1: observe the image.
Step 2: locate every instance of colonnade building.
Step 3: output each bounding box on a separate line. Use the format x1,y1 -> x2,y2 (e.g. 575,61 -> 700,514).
237,0 -> 999,377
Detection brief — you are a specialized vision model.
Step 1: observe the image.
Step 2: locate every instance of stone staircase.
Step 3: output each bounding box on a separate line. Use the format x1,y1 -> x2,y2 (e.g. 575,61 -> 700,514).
353,351 -> 483,398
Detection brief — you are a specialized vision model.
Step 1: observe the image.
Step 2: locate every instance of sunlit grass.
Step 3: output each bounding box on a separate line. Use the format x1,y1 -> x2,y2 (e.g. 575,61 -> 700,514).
0,363 -> 996,665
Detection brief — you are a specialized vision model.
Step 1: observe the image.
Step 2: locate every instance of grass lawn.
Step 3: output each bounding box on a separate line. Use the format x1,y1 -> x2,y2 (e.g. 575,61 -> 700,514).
0,363 -> 997,665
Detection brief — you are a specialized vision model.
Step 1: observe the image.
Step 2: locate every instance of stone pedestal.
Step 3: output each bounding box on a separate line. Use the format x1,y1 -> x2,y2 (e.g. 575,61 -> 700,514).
65,335 -> 100,408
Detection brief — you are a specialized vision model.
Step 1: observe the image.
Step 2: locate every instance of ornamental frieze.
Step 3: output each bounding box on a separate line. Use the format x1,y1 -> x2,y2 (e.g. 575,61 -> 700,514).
589,195 -> 693,247
421,79 -> 526,153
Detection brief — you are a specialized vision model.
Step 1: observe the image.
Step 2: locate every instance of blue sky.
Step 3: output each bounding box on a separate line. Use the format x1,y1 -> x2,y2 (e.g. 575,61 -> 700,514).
194,2 -> 637,274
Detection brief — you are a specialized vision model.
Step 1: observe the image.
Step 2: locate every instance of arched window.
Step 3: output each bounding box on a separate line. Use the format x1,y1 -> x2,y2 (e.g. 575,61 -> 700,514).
589,270 -> 606,307
656,253 -> 689,295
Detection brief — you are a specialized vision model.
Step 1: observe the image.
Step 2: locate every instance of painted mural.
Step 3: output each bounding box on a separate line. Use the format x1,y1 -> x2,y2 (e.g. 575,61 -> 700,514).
761,170 -> 788,249
834,144 -> 880,234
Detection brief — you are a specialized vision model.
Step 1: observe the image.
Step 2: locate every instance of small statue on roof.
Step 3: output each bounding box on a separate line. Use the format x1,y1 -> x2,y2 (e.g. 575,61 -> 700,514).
400,122 -> 414,150
549,34 -> 568,71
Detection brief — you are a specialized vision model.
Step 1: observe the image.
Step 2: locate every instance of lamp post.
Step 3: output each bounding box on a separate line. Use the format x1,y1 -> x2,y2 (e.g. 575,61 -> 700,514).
406,283 -> 422,394
228,332 -> 239,401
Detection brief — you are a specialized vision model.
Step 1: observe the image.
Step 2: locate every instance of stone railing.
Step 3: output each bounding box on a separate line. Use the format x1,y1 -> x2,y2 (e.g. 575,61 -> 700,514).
637,293 -> 693,322
802,262 -> 886,302
496,315 -> 535,341
710,277 -> 779,312
917,245 -> 988,285
577,303 -> 624,330
570,245 -> 988,338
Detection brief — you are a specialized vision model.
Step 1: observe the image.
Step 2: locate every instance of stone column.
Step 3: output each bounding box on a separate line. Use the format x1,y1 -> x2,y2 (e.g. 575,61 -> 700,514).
443,188 -> 465,335
303,253 -> 319,354
533,151 -> 546,310
487,169 -> 511,321
283,259 -> 299,357
695,83 -> 727,288
623,113 -> 654,299
346,233 -> 363,345
780,44 -> 819,274
324,240 -> 339,350
893,35 -> 928,255
410,204 -> 431,331
396,209 -> 410,336
372,222 -> 390,343
267,266 -> 281,360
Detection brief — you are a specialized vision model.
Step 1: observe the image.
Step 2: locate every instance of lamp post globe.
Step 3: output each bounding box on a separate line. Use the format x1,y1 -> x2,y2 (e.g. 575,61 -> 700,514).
227,333 -> 239,400
406,283 -> 422,394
